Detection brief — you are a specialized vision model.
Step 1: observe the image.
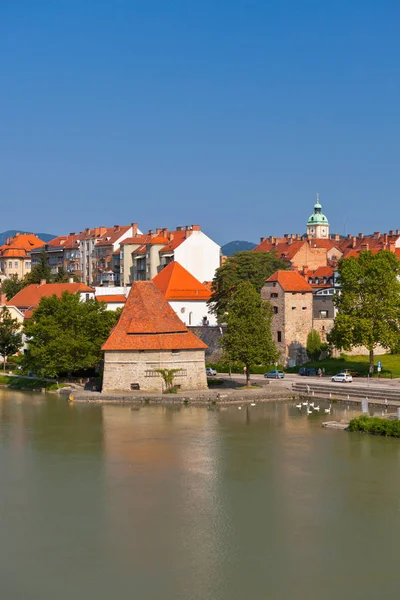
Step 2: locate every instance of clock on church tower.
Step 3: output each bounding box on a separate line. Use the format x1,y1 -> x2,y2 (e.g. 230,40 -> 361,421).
306,194 -> 329,239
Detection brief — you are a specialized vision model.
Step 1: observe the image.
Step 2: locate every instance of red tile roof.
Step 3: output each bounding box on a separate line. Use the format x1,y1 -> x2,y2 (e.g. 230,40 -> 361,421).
266,270 -> 312,292
8,283 -> 94,309
0,233 -> 46,258
102,281 -> 208,351
160,230 -> 188,252
309,266 -> 334,278
94,226 -> 132,246
120,235 -> 152,246
96,295 -> 127,303
152,261 -> 211,301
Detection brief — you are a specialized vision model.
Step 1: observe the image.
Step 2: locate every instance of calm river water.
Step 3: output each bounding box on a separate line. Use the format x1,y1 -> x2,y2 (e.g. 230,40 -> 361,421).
1,391 -> 400,599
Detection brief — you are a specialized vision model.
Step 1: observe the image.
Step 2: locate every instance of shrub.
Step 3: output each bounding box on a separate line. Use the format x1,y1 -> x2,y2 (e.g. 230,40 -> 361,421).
206,362 -> 283,374
348,415 -> 400,437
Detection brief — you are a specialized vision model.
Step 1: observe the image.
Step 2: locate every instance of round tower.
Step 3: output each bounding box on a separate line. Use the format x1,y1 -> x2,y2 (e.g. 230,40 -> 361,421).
306,194 -> 329,238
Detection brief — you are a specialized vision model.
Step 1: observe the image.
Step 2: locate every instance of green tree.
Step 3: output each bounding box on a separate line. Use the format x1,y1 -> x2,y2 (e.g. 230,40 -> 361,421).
0,274 -> 26,301
221,281 -> 279,386
328,250 -> 400,373
0,307 -> 23,371
23,292 -> 118,377
25,249 -> 52,285
156,368 -> 181,393
306,329 -> 322,361
208,251 -> 288,321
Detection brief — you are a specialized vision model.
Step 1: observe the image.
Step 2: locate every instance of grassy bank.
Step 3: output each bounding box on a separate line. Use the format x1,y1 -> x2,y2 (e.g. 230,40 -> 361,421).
0,375 -> 68,391
348,415 -> 400,437
286,354 -> 400,378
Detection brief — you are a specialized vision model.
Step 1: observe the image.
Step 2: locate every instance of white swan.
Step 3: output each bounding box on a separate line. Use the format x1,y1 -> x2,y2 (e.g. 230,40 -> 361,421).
324,404 -> 332,414
306,406 -> 313,415
295,402 -> 302,409
302,400 -> 308,406
250,402 -> 256,407
309,402 -> 314,408
313,405 -> 320,412
238,406 -> 242,410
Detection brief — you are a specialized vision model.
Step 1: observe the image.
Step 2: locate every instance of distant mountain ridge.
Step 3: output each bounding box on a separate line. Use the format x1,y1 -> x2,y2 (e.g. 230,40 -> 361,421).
0,230 -> 57,246
221,240 -> 256,256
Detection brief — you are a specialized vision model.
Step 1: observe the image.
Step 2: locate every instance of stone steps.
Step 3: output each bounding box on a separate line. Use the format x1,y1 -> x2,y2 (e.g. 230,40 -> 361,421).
292,381 -> 400,402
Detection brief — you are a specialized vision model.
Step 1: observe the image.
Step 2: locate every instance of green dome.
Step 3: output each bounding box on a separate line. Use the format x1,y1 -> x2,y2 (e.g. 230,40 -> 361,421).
307,194 -> 329,226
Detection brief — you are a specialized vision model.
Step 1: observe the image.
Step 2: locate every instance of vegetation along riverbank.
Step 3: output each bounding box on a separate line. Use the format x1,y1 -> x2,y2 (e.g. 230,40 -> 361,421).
348,414 -> 400,437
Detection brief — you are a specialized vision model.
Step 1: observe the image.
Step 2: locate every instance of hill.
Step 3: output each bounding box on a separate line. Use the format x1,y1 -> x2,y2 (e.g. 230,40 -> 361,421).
0,230 -> 57,246
221,240 -> 256,256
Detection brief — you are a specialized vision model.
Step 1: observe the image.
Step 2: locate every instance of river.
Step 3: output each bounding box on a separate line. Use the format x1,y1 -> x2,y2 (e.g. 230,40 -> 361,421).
0,390 -> 399,599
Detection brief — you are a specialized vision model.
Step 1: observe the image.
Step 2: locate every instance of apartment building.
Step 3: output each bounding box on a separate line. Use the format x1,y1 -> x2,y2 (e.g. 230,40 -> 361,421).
120,225 -> 221,285
0,233 -> 45,279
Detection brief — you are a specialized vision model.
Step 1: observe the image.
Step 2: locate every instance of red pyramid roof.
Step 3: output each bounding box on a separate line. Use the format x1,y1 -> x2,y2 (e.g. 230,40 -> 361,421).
102,281 -> 208,351
266,270 -> 312,292
152,261 -> 211,301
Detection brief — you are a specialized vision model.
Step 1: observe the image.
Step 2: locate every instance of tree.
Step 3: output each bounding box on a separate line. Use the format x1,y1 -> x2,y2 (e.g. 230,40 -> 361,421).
220,281 -> 279,386
25,250 -> 52,285
328,250 -> 400,373
0,274 -> 26,301
306,329 -> 322,361
156,368 -> 181,393
0,307 -> 23,371
23,292 -> 119,377
208,251 -> 288,321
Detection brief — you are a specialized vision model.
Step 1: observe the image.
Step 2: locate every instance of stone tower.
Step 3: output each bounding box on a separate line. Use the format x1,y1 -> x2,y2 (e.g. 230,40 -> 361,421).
306,194 -> 329,239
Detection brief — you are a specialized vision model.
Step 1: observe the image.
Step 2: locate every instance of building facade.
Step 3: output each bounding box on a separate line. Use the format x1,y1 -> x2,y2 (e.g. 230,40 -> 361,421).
0,233 -> 46,279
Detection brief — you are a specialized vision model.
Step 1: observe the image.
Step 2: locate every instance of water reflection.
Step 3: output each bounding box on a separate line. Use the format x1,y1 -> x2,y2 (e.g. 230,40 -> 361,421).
1,392 -> 400,599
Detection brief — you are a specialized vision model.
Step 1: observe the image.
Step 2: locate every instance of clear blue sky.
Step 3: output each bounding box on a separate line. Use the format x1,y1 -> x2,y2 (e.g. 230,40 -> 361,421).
2,1 -> 400,244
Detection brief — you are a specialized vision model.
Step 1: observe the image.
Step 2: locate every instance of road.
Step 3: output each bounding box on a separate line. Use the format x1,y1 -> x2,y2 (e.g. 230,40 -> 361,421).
218,372 -> 400,389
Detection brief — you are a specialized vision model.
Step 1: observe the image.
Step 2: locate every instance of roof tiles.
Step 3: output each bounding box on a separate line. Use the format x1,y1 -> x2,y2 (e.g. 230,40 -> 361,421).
266,270 -> 313,292
152,261 -> 211,301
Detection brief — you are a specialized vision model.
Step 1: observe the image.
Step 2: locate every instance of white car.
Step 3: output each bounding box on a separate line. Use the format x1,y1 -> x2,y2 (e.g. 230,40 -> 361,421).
331,373 -> 353,383
206,367 -> 217,376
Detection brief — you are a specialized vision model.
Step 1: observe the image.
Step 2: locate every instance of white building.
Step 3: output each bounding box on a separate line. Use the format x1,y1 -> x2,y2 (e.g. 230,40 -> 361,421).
152,261 -> 217,326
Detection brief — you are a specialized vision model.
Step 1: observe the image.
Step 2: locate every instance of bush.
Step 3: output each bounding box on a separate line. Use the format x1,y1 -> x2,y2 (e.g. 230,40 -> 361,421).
348,415 -> 400,437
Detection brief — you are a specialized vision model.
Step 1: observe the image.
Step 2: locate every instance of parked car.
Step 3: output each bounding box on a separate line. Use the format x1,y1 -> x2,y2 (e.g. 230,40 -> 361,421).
298,367 -> 317,376
206,367 -> 217,376
331,373 -> 353,383
264,370 -> 285,379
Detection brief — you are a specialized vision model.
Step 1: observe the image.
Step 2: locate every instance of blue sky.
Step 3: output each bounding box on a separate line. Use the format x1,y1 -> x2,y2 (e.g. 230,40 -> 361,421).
2,1 -> 400,244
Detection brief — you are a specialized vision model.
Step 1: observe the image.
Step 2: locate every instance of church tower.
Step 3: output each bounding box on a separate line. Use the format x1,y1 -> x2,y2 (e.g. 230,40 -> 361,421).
306,194 -> 329,239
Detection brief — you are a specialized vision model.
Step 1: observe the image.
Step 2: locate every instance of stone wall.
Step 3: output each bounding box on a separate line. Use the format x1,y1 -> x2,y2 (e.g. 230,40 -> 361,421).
188,325 -> 225,362
102,349 -> 208,393
283,290 -> 313,364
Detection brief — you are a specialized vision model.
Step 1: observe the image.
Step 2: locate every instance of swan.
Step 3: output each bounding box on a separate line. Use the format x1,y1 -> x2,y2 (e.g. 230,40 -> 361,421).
250,402 -> 256,407
313,405 -> 320,411
302,400 -> 308,406
324,404 -> 332,414
306,406 -> 313,415
238,406 -> 242,410
309,402 -> 314,408
295,402 -> 302,409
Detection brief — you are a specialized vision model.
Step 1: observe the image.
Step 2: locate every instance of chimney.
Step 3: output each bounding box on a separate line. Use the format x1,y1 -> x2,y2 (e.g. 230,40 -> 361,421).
185,228 -> 191,238
361,243 -> 369,252
161,228 -> 168,237
397,230 -> 400,236
347,234 -> 352,240
0,293 -> 6,305
260,237 -> 265,243
68,277 -> 74,284
352,236 -> 357,248
6,237 -> 10,245
156,228 -> 162,234
192,225 -> 200,231
176,226 -> 182,231
287,237 -> 292,245
15,232 -> 20,237
148,229 -> 153,235
296,233 -> 301,240
384,233 -> 388,244
270,236 -> 276,244
85,228 -> 90,234
131,222 -> 138,236
359,233 -> 364,239
389,230 -> 394,236
335,234 -> 340,241
40,279 -> 46,286
69,232 -> 76,236
114,225 -> 120,232
374,231 -> 380,238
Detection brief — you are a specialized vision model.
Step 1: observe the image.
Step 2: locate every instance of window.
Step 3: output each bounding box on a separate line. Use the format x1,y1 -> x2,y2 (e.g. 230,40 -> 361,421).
25,262 -> 30,269
292,306 -> 296,310
8,262 -> 12,269
14,262 -> 18,269
272,282 -> 277,287
273,306 -> 278,314
302,307 -> 307,310
320,310 -> 328,318
270,293 -> 278,298
277,331 -> 282,342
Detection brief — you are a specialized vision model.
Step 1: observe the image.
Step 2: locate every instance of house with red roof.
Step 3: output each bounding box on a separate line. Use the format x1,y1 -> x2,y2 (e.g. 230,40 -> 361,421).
120,225 -> 221,286
101,281 -> 208,393
152,261 -> 216,326
7,281 -> 95,317
262,271 -> 313,365
0,232 -> 46,280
